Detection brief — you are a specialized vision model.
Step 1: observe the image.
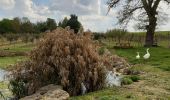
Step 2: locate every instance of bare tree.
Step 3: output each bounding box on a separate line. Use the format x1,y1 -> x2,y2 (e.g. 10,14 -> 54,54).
107,0 -> 170,47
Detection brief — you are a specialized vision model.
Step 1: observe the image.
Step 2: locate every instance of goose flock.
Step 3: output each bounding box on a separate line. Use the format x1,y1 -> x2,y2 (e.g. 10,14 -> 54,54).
136,48 -> 150,59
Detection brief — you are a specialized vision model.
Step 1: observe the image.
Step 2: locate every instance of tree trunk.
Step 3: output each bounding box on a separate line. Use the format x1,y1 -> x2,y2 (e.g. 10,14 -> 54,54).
145,16 -> 157,47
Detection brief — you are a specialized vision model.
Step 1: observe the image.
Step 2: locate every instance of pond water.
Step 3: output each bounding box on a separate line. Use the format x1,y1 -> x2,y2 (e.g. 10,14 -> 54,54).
105,71 -> 123,87
0,68 -> 8,82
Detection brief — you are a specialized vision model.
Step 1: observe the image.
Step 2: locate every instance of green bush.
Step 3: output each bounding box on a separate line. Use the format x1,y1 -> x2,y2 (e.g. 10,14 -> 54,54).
121,77 -> 133,85
9,80 -> 26,98
121,75 -> 140,85
130,75 -> 140,82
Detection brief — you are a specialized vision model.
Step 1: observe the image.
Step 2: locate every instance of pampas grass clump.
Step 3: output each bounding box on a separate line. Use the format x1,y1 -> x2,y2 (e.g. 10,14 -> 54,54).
9,28 -> 106,98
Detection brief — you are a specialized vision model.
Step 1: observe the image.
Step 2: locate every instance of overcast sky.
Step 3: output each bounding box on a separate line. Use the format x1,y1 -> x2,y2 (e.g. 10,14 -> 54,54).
0,0 -> 170,32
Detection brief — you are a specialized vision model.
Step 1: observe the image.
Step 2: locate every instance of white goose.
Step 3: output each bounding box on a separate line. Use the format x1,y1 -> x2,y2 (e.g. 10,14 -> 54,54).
136,52 -> 140,59
143,48 -> 150,59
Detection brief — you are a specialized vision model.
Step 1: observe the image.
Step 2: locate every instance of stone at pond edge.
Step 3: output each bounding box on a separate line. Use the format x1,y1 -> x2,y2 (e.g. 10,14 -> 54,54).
20,84 -> 69,100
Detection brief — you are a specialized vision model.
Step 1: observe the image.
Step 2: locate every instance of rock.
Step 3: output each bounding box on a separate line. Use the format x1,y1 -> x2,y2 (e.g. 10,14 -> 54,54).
20,84 -> 69,100
105,71 -> 122,87
102,49 -> 130,73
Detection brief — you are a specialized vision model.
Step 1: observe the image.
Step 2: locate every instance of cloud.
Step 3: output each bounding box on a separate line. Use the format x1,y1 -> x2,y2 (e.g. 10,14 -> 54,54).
49,0 -> 100,15
47,0 -> 118,32
79,15 -> 116,32
0,0 -> 51,22
0,0 -> 15,10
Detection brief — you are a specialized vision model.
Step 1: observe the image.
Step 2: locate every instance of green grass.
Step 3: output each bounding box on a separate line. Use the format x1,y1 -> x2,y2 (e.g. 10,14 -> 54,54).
0,42 -> 34,52
70,87 -> 137,100
0,42 -> 33,69
0,56 -> 27,69
114,47 -> 170,71
0,82 -> 12,98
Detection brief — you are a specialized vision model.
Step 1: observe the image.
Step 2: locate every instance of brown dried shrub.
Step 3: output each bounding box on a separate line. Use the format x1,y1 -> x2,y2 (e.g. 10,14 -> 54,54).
9,28 -> 106,98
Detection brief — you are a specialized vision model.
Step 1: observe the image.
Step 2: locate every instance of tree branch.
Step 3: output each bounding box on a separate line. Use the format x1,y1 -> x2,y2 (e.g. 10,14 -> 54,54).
148,0 -> 154,7
107,0 -> 121,15
152,0 -> 161,11
118,6 -> 143,24
141,0 -> 149,12
163,0 -> 170,3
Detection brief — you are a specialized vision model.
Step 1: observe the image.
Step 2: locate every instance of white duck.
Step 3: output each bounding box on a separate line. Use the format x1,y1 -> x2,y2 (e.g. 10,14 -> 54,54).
143,48 -> 150,59
136,52 -> 140,59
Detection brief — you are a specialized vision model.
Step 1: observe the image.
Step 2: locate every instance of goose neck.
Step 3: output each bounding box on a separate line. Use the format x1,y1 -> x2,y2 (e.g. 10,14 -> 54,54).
147,49 -> 149,54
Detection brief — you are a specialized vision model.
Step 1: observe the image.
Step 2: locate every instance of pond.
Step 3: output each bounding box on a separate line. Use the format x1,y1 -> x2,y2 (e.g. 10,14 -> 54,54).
0,68 -> 8,82
105,71 -> 123,87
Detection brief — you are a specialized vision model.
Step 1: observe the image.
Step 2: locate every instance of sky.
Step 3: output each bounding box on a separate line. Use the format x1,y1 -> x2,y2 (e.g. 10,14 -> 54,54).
0,0 -> 170,32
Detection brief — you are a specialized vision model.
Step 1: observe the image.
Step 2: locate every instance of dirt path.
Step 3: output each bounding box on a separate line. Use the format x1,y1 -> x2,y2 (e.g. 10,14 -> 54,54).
122,67 -> 170,99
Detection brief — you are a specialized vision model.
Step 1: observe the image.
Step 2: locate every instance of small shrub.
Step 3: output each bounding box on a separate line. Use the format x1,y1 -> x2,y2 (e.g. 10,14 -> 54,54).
9,80 -> 26,98
121,77 -> 133,85
121,75 -> 140,85
130,75 -> 140,82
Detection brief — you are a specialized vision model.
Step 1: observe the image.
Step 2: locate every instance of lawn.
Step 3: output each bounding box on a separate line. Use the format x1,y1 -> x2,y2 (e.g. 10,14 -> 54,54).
114,47 -> 170,71
0,56 -> 27,69
0,42 -> 34,52
0,42 -> 34,69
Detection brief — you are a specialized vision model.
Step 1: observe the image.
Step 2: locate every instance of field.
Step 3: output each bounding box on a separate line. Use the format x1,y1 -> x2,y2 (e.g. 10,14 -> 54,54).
0,42 -> 32,69
0,35 -> 170,99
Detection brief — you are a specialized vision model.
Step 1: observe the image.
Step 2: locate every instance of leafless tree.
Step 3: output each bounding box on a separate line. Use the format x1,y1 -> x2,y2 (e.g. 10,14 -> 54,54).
107,0 -> 170,47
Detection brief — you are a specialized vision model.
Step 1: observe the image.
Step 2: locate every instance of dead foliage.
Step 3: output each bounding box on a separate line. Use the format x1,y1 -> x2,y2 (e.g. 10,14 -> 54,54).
9,28 -> 106,98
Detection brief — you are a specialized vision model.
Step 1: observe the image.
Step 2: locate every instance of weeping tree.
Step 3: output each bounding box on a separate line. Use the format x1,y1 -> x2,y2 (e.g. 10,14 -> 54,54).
107,0 -> 170,47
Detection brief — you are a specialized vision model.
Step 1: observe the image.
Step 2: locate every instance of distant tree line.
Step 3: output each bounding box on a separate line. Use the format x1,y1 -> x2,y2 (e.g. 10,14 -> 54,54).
0,14 -> 82,34
0,17 -> 56,34
93,29 -> 128,40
